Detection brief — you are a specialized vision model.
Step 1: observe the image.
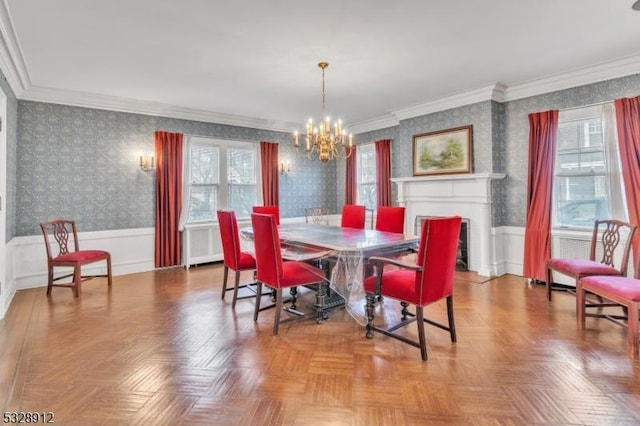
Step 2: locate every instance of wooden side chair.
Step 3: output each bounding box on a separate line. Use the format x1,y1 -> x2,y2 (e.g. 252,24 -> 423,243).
251,213 -> 326,335
252,205 -> 280,225
40,219 -> 112,297
375,206 -> 406,234
546,219 -> 637,301
578,253 -> 640,358
363,216 -> 462,360
341,204 -> 366,229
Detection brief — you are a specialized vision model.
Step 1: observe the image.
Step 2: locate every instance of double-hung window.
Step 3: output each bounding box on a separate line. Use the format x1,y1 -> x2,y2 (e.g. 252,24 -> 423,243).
357,143 -> 376,210
552,104 -> 627,229
183,136 -> 259,224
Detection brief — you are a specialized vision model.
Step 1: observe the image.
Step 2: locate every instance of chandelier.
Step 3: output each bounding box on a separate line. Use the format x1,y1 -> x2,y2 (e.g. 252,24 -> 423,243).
293,62 -> 353,163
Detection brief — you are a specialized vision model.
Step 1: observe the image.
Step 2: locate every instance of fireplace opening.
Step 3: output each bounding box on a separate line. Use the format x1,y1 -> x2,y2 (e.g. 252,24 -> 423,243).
414,216 -> 470,271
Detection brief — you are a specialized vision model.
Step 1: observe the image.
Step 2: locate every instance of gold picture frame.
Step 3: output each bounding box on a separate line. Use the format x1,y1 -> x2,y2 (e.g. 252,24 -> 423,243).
412,125 -> 473,176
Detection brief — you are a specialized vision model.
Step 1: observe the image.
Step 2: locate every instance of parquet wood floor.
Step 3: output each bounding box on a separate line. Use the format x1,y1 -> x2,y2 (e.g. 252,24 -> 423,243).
1,264 -> 640,425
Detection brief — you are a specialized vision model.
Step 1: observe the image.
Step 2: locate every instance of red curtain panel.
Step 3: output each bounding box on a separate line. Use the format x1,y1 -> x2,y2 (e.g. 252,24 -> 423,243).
375,139 -> 392,207
523,110 -> 559,281
259,141 -> 279,206
154,131 -> 183,268
615,95 -> 640,264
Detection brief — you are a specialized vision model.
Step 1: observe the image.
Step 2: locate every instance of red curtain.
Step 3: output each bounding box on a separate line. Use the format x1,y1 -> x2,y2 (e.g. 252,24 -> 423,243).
375,139 -> 392,207
523,110 -> 559,281
154,131 -> 183,268
259,141 -> 279,206
345,146 -> 357,205
615,95 -> 640,264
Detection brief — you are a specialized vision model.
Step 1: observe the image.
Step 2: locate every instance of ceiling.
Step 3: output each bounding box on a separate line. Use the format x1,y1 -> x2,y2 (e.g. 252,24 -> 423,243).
3,0 -> 640,133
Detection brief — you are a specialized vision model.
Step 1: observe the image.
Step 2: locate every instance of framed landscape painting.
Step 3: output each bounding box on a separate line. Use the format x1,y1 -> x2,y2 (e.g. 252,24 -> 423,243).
412,125 -> 473,176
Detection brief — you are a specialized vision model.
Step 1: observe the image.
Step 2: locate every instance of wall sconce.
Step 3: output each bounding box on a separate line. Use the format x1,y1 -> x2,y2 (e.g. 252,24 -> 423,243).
280,160 -> 291,175
140,155 -> 155,172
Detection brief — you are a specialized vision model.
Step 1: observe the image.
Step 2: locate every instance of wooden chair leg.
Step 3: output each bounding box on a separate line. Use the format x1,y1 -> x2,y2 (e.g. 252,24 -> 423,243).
446,295 -> 457,342
46,266 -> 53,296
253,281 -> 263,322
577,282 -> 586,330
273,289 -> 283,335
231,271 -> 241,309
74,264 -> 82,297
628,301 -> 639,359
416,306 -> 428,361
106,255 -> 113,287
546,266 -> 553,301
221,266 -> 229,300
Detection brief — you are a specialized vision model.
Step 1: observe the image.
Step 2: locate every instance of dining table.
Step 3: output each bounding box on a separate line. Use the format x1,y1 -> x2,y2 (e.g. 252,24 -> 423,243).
240,222 -> 419,325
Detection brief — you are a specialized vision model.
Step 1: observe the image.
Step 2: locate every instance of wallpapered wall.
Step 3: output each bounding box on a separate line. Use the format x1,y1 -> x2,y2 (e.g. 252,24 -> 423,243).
16,101 -> 336,236
0,71 -> 17,242
12,72 -> 640,237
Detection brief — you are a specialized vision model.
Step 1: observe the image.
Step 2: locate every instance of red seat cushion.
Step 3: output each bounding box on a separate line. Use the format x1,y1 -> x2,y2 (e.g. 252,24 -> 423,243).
54,250 -> 109,263
581,276 -> 640,301
364,269 -> 420,304
237,251 -> 257,270
280,262 -> 324,287
547,258 -> 620,277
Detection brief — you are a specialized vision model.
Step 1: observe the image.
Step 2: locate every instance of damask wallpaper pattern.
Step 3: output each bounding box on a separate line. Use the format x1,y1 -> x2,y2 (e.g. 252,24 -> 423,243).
16,101 -> 335,236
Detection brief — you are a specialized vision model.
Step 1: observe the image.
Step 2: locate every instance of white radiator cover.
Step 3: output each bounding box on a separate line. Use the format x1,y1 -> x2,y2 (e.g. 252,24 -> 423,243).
182,222 -> 223,268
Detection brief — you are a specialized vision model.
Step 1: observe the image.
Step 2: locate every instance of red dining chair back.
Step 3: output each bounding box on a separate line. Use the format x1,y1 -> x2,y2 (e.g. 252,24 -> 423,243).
217,210 -> 259,308
375,206 -> 406,234
251,213 -> 326,334
40,219 -> 112,297
546,219 -> 636,300
363,216 -> 462,360
252,205 -> 280,225
341,204 -> 366,229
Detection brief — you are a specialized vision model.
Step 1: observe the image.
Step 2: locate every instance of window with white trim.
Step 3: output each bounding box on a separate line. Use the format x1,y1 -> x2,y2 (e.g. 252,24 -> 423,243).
553,104 -> 627,229
184,136 -> 258,223
357,143 -> 376,210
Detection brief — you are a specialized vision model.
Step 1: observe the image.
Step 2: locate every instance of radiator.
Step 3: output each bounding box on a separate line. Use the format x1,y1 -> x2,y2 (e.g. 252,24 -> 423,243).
182,223 -> 223,268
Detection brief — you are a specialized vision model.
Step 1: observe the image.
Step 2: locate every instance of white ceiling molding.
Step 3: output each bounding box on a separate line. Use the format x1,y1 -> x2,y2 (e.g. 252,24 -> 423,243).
21,85 -> 298,133
393,84 -> 507,122
348,114 -> 400,135
503,53 -> 640,102
0,1 -> 29,96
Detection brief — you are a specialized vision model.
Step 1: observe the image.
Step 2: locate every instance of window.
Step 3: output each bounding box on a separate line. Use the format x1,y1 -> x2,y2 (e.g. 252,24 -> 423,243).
357,143 -> 376,210
553,104 -> 626,229
183,136 -> 258,223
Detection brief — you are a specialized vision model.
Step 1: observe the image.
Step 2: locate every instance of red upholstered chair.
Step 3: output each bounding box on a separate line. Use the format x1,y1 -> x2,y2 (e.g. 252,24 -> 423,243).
40,219 -> 112,297
363,216 -> 462,360
217,210 -> 260,308
578,255 -> 640,358
341,204 -> 366,229
251,213 -> 326,335
252,205 -> 280,225
546,219 -> 637,301
375,206 -> 406,234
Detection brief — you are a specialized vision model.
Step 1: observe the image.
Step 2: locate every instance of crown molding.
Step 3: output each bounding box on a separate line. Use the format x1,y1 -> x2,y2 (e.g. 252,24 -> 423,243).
503,54 -> 640,102
21,85 -> 298,133
393,84 -> 507,121
0,1 -> 29,96
348,114 -> 399,135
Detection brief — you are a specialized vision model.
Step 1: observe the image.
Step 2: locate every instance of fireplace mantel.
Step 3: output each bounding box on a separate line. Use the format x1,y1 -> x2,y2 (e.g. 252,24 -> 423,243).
391,173 -> 505,277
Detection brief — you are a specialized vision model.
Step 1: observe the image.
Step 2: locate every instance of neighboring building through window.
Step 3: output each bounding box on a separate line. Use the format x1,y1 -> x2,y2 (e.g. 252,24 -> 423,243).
184,136 -> 258,223
553,104 -> 626,229
357,143 -> 376,210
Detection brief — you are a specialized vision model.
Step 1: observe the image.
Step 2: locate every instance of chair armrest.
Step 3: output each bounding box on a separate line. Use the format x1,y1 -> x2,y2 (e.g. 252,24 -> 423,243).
367,256 -> 422,272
